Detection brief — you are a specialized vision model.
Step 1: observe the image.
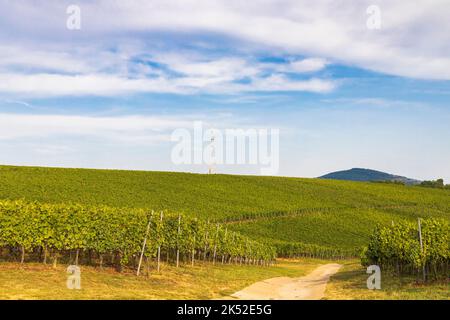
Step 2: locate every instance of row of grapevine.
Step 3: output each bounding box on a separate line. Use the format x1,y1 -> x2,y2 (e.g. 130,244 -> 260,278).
274,241 -> 360,260
219,207 -> 342,223
361,218 -> 449,281
0,200 -> 276,271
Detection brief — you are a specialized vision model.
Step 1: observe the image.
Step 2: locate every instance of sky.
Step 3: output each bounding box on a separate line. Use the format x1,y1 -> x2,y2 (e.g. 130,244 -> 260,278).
0,0 -> 449,182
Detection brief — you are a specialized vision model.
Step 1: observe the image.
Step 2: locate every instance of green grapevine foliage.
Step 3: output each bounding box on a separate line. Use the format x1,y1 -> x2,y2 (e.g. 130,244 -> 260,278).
0,200 -> 276,269
362,218 -> 449,280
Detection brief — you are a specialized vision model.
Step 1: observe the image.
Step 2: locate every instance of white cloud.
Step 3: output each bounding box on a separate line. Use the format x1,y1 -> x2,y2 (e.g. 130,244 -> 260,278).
288,58 -> 328,73
248,75 -> 335,93
0,70 -> 336,96
0,45 -> 130,75
2,99 -> 33,108
0,113 -> 193,144
45,0 -> 449,80
0,46 -> 92,74
0,73 -> 183,96
0,111 -> 276,145
320,97 -> 427,110
153,55 -> 259,79
0,0 -> 449,99
34,145 -> 75,155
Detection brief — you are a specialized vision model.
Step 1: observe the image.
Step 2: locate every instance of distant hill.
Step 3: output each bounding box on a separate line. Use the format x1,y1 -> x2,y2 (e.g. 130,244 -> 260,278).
319,168 -> 421,185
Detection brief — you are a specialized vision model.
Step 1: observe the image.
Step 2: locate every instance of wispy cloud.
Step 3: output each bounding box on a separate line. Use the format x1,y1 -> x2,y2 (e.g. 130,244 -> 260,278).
2,0 -> 449,80
0,111 -> 277,145
0,113 -> 193,144
321,97 -> 427,109
267,58 -> 329,73
2,1 -> 449,99
1,99 -> 34,108
0,68 -> 336,97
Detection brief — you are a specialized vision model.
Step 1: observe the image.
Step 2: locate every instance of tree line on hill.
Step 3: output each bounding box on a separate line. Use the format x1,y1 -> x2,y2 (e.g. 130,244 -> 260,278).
373,178 -> 450,189
419,179 -> 450,189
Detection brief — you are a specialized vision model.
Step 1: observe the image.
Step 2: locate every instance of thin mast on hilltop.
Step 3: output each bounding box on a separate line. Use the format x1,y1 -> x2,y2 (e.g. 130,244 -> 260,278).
208,135 -> 216,174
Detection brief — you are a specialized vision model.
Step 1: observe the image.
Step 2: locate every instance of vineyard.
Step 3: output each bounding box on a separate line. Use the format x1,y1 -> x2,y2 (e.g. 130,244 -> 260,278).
0,200 -> 276,271
0,165 -> 449,260
362,218 -> 449,281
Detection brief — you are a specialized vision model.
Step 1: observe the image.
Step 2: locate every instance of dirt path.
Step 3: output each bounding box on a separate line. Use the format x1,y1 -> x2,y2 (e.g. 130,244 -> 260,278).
226,264 -> 342,300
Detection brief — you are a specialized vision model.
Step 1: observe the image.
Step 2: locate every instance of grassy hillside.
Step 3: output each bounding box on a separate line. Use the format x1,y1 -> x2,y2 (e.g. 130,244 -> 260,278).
1,165 -> 449,253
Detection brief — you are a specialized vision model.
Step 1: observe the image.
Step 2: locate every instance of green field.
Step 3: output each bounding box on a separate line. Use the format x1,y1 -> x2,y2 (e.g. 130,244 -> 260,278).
1,165 -> 449,254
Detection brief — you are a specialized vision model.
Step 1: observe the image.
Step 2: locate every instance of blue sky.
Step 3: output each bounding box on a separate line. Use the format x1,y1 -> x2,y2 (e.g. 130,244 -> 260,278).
0,0 -> 449,182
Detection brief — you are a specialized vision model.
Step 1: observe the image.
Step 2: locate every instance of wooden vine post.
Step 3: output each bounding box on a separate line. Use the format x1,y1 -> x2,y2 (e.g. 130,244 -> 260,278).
203,219 -> 209,261
157,211 -> 163,272
43,246 -> 48,264
75,249 -> 79,266
191,235 -> 196,267
229,232 -> 235,264
246,238 -> 249,265
137,211 -> 153,276
418,218 -> 426,282
20,246 -> 25,264
222,228 -> 228,264
176,214 -> 181,268
212,224 -> 219,265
